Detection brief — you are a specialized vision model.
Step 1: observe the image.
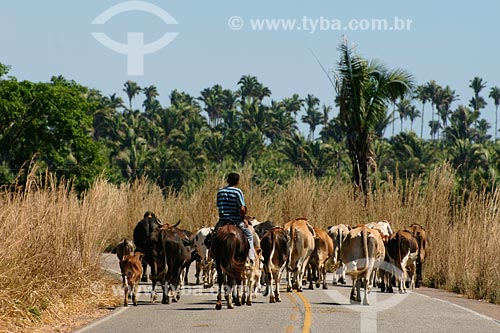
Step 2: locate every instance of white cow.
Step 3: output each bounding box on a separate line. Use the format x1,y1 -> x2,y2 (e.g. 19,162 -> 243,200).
365,220 -> 393,238
327,224 -> 350,285
193,227 -> 216,288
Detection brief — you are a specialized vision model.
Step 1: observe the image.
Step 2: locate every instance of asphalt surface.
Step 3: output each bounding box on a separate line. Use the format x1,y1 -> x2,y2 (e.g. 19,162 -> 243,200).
74,254 -> 500,333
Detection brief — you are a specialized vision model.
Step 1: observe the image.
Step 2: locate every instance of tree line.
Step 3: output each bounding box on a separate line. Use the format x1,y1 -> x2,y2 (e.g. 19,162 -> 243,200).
1,44 -> 500,193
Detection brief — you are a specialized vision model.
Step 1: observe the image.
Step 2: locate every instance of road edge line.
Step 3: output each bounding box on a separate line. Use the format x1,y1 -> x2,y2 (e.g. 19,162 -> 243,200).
413,292 -> 500,326
72,306 -> 129,333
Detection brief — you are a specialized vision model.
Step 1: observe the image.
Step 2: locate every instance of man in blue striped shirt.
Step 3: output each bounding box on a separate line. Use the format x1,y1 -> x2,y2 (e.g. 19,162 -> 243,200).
215,172 -> 256,260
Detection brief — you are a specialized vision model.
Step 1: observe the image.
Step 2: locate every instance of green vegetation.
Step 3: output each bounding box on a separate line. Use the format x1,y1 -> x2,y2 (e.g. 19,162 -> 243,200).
2,43 -> 500,194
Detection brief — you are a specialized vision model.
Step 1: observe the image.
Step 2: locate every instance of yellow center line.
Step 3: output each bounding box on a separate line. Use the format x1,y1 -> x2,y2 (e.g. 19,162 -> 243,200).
285,292 -> 298,332
293,291 -> 312,333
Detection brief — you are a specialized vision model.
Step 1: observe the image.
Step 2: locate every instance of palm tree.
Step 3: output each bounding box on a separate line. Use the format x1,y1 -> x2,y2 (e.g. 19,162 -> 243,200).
489,86 -> 500,140
109,93 -> 125,110
469,77 -> 487,125
425,81 -> 441,139
321,105 -> 332,125
123,80 -> 142,109
237,75 -> 270,105
199,85 -> 224,127
407,105 -> 420,132
335,41 -> 414,196
142,85 -> 160,114
436,85 -> 459,138
415,85 -> 429,138
281,94 -> 303,120
301,94 -> 323,140
396,99 -> 413,132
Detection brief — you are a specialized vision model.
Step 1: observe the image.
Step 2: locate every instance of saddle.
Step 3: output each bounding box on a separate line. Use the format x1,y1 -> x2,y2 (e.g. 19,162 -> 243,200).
206,219 -> 245,251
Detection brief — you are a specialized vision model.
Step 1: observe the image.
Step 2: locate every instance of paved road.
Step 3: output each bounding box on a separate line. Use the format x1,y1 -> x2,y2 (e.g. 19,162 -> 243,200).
75,255 -> 500,333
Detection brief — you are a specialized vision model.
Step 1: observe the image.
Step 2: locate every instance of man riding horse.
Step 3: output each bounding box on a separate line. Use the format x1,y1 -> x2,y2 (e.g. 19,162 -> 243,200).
213,172 -> 256,262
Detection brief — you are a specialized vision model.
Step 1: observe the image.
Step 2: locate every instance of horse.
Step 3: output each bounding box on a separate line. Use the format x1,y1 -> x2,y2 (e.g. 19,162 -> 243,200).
211,223 -> 249,310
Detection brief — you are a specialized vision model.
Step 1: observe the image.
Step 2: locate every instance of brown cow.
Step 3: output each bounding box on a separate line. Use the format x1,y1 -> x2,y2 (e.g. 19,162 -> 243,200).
405,224 -> 427,288
307,227 -> 334,290
115,238 -> 134,285
284,218 -> 315,292
386,230 -> 419,293
339,226 -> 385,305
261,227 -> 289,303
122,252 -> 144,306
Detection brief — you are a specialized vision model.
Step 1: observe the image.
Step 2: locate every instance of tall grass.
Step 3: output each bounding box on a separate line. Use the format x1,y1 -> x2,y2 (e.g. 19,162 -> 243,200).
2,165 -> 499,331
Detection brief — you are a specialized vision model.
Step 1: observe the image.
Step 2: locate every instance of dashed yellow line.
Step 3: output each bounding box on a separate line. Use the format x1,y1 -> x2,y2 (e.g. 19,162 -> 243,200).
293,291 -> 312,333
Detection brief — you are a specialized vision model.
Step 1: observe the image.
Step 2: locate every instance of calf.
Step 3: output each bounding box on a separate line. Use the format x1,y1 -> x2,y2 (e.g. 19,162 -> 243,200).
115,239 -> 134,285
243,248 -> 263,306
261,227 -> 289,303
307,227 -> 333,290
339,226 -> 385,305
122,252 -> 144,306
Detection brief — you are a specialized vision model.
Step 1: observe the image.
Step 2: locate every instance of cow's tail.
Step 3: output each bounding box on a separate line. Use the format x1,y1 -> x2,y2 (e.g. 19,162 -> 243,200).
268,229 -> 277,266
396,231 -> 402,275
223,235 -> 246,280
362,227 -> 369,270
337,229 -> 343,254
287,227 -> 297,271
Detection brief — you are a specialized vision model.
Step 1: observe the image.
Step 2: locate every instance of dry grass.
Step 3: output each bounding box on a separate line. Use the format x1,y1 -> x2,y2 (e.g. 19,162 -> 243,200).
1,165 -> 499,331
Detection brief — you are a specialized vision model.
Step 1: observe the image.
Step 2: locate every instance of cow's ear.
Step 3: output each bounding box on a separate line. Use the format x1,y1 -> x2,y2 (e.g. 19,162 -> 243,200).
135,251 -> 145,259
255,248 -> 262,256
182,238 -> 191,247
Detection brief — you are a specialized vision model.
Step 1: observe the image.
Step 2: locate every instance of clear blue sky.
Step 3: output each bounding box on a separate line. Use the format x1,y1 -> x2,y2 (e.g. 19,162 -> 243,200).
2,0 -> 500,138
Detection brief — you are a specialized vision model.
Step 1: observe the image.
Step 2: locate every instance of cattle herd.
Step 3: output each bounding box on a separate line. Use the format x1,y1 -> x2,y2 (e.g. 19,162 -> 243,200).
114,211 -> 428,309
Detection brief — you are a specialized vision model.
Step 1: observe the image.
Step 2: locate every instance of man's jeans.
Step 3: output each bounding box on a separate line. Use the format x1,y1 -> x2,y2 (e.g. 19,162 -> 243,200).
238,221 -> 256,260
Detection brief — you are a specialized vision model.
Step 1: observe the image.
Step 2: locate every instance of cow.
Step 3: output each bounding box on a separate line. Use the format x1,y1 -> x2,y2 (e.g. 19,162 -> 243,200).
284,218 -> 315,293
307,227 -> 334,290
261,227 -> 289,303
212,224 -> 249,310
150,221 -> 192,304
365,220 -> 394,238
242,248 -> 263,306
327,224 -> 350,285
193,227 -> 217,288
365,221 -> 393,288
339,225 -> 385,305
386,230 -> 419,293
122,252 -> 144,306
114,238 -> 134,285
133,211 -> 162,282
176,228 -> 199,289
253,221 -> 276,239
405,223 -> 427,288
